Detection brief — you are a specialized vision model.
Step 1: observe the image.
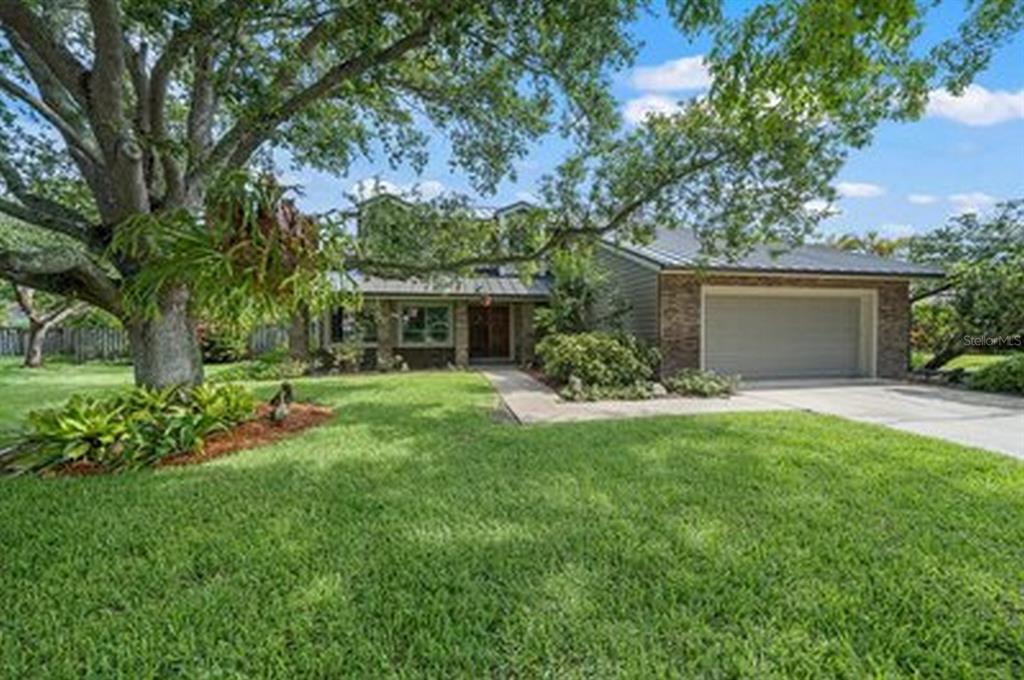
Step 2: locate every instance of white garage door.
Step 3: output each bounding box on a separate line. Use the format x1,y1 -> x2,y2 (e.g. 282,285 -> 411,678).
704,293 -> 866,379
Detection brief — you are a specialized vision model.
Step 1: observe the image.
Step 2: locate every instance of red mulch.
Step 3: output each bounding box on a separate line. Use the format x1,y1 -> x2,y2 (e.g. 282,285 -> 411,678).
56,403 -> 334,477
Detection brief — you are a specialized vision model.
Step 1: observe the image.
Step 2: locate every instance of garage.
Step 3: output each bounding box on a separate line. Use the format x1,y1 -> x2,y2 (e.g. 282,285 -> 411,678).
702,288 -> 876,379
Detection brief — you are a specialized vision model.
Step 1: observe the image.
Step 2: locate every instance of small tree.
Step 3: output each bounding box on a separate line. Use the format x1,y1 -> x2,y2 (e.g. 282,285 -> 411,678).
8,284 -> 87,367
910,200 -> 1024,370
535,248 -> 627,336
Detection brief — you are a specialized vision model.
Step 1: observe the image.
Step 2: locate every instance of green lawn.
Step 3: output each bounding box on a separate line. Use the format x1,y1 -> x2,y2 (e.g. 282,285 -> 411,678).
2,364 -> 1022,676
911,351 -> 1018,372
0,357 -> 243,429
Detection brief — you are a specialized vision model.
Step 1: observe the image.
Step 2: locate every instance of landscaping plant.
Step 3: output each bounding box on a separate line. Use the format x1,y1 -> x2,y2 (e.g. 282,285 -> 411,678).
664,369 -> 738,398
212,349 -> 309,382
968,355 -> 1024,396
1,383 -> 255,475
536,331 -> 659,400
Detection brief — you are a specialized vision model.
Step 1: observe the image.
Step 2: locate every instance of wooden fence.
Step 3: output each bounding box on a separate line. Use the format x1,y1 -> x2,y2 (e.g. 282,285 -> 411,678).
0,327 -> 130,362
0,322 -> 319,362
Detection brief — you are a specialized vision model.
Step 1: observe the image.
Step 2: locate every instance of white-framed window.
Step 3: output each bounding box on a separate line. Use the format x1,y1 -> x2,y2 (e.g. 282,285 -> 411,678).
401,304 -> 452,345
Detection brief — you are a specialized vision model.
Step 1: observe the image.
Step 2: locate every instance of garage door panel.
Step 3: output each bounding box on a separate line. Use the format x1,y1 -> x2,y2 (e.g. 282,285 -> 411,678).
705,294 -> 864,379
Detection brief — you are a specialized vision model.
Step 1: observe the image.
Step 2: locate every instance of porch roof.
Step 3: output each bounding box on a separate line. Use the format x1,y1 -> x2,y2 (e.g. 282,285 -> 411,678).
336,273 -> 552,300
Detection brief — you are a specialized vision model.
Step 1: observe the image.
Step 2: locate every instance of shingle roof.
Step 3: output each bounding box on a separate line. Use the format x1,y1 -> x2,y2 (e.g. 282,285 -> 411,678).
336,273 -> 552,299
605,229 -> 944,278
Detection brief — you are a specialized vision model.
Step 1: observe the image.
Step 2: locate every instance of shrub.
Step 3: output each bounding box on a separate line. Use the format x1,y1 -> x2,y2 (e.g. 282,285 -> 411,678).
199,325 -> 250,363
536,332 -> 659,398
968,355 -> 1024,395
664,369 -> 737,397
212,348 -> 308,381
3,384 -> 256,475
560,377 -> 653,402
313,342 -> 364,373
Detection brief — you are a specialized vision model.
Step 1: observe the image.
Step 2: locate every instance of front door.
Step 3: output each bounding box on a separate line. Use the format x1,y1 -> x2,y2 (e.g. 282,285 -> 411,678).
469,305 -> 511,359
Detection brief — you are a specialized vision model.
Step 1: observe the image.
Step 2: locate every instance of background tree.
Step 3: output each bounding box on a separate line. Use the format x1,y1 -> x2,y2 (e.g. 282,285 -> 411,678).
823,231 -> 910,258
534,248 -> 628,337
7,283 -> 87,367
909,200 -> 1024,370
1,0 -> 1020,387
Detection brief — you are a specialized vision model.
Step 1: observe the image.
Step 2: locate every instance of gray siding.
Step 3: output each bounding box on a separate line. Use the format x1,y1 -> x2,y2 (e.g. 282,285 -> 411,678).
596,245 -> 659,343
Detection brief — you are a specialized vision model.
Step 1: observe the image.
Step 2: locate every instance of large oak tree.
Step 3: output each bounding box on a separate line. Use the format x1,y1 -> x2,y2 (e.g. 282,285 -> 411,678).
0,0 -> 1020,386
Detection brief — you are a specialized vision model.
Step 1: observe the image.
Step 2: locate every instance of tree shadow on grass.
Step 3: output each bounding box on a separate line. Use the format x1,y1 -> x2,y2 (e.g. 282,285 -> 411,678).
2,374 -> 1022,677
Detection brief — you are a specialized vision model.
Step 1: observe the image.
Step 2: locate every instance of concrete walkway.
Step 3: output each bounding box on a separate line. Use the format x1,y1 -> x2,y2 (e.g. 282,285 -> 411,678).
481,368 -> 1024,460
482,368 -> 789,424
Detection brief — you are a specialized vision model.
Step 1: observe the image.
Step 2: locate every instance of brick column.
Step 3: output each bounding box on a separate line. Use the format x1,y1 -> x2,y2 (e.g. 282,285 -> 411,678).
518,302 -> 535,364
658,274 -> 701,377
454,302 -> 469,367
876,281 -> 910,379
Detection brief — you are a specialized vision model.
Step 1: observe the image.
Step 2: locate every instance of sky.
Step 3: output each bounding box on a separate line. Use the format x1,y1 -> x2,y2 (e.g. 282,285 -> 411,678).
285,1 -> 1024,239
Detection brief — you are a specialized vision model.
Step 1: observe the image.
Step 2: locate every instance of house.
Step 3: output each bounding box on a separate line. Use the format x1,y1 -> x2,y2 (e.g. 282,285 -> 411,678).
325,196 -> 943,379
598,230 -> 943,380
321,273 -> 550,369
321,196 -> 550,369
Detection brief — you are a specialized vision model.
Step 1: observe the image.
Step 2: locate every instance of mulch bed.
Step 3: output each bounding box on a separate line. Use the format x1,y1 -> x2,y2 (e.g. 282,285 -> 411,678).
57,403 -> 334,477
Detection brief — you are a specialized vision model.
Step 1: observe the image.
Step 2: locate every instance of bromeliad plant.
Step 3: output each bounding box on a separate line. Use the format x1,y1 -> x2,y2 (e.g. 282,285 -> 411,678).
1,384 -> 256,476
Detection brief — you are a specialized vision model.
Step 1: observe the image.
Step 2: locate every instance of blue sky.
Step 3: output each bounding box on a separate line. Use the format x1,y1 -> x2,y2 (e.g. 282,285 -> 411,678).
287,2 -> 1024,238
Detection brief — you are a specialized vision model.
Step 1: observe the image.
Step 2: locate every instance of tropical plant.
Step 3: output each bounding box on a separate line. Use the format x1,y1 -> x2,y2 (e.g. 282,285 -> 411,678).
823,231 -> 909,258
534,248 -> 628,337
1,383 -> 255,475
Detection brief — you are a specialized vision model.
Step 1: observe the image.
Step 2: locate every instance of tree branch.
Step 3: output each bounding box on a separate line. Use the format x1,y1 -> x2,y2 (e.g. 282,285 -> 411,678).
42,299 -> 88,327
0,156 -> 96,245
0,75 -> 101,164
346,151 -> 728,276
0,246 -> 121,314
12,282 -> 35,321
0,0 -> 90,108
194,17 -> 437,181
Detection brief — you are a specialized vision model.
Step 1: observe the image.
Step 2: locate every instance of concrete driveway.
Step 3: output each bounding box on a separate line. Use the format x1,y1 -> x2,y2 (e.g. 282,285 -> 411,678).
483,369 -> 1023,460
742,381 -> 1023,459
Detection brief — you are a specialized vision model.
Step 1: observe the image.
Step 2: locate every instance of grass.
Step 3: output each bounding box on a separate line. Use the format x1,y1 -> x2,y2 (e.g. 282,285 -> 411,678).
911,351 -> 1018,372
2,364 -> 1023,676
0,357 -> 243,429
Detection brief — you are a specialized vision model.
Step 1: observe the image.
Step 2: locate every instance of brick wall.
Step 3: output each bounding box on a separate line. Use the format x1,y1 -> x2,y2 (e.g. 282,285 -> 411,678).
658,274 -> 910,379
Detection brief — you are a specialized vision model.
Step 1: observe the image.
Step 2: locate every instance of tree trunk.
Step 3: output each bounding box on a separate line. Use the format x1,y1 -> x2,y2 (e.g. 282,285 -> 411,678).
923,344 -> 965,371
23,321 -> 45,368
129,285 -> 204,387
288,304 -> 311,361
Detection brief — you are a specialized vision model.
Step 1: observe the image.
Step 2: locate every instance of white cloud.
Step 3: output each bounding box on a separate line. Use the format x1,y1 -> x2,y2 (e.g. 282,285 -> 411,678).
622,94 -> 685,124
878,223 -> 919,238
350,177 -> 445,202
803,199 -> 841,216
926,85 -> 1024,126
414,180 -> 445,200
948,191 -> 997,214
630,55 -> 711,92
836,181 -> 885,198
907,193 -> 938,205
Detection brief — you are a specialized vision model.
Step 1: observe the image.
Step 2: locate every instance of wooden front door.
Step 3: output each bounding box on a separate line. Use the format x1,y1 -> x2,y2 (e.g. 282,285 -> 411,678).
469,304 -> 511,359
